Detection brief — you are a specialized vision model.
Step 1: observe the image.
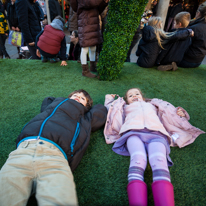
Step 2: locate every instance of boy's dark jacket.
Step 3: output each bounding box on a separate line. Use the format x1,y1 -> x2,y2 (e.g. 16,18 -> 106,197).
156,28 -> 192,65
16,97 -> 107,171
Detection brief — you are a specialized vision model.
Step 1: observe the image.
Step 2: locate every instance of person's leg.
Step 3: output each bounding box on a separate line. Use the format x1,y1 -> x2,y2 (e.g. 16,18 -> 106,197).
0,34 -> 4,58
178,59 -> 201,68
2,34 -> 10,58
148,142 -> 174,206
27,44 -> 40,59
0,141 -> 35,206
35,140 -> 78,206
81,47 -> 96,78
89,46 -> 97,72
126,135 -> 147,206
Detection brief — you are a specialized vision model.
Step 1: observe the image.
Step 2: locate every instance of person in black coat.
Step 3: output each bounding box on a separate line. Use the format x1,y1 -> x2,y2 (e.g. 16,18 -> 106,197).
49,0 -> 61,22
156,12 -> 194,71
179,1 -> 206,68
15,0 -> 41,59
0,89 -> 107,205
7,0 -> 22,58
68,30 -> 81,61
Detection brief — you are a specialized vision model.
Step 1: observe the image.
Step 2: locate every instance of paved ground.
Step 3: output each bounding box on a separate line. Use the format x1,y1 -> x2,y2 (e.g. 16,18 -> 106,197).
4,29 -> 206,64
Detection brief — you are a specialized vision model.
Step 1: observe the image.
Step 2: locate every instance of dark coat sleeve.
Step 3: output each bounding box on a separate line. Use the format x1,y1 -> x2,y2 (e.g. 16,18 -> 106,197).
40,97 -> 56,112
59,36 -> 67,60
87,104 -> 108,132
69,0 -> 78,12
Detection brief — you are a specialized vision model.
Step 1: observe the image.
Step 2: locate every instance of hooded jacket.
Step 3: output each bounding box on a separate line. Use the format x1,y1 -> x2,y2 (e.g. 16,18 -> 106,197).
104,95 -> 204,148
16,97 -> 107,171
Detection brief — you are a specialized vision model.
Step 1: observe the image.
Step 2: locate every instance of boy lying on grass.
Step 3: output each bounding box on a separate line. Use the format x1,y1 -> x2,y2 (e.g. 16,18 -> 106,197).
0,89 -> 107,206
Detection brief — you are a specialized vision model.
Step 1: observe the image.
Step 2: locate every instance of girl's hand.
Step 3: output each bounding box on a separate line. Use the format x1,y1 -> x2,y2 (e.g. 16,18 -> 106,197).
110,94 -> 116,98
177,108 -> 185,117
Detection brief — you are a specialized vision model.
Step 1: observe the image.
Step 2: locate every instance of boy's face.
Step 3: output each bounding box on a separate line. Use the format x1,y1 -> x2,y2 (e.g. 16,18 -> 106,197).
174,20 -> 182,29
70,92 -> 87,107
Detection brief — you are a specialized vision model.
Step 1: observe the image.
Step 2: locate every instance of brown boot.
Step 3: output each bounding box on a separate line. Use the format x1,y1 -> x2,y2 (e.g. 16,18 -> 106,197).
90,61 -> 97,72
82,64 -> 96,78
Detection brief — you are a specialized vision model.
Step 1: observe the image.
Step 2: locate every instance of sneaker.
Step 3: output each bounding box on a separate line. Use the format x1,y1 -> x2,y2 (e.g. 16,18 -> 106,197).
172,62 -> 178,71
41,56 -> 48,62
50,58 -> 60,63
157,64 -> 173,71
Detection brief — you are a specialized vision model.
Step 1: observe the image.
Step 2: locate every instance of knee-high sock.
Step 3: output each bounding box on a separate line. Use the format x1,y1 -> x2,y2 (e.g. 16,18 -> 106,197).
148,142 -> 171,182
127,136 -> 147,182
89,46 -> 96,62
81,47 -> 89,65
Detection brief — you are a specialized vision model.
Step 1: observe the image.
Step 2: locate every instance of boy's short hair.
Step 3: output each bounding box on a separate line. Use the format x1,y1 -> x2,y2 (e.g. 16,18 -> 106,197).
54,15 -> 65,25
174,12 -> 191,28
68,89 -> 93,110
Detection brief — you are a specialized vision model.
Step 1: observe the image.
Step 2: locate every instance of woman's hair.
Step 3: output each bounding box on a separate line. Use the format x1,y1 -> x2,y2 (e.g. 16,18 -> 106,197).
197,2 -> 206,22
148,17 -> 174,49
174,12 -> 191,28
68,89 -> 93,110
124,88 -> 145,104
73,30 -> 78,38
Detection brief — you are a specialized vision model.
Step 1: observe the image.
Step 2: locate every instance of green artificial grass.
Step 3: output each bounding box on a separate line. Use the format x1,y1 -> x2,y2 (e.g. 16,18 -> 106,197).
0,59 -> 206,206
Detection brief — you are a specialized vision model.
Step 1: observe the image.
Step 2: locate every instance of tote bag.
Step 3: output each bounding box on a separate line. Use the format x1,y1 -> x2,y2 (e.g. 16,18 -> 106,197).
8,31 -> 24,47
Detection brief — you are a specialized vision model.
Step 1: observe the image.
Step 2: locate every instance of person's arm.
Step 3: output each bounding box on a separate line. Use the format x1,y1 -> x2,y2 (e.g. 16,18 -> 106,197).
104,94 -> 116,110
7,4 -> 12,28
40,97 -> 56,112
69,0 -> 78,13
59,36 -> 67,66
35,29 -> 44,48
88,104 -> 108,132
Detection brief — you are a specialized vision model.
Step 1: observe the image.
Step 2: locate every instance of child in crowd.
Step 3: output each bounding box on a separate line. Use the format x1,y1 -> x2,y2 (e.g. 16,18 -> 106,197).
0,89 -> 107,205
69,0 -> 109,78
0,11 -> 10,59
179,1 -> 206,68
36,16 -> 67,66
104,88 -> 204,206
67,30 -> 81,62
156,12 -> 194,71
136,16 -> 193,68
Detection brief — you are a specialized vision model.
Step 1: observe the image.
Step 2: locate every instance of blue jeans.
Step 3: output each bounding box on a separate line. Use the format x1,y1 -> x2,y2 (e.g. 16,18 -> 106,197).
0,140 -> 78,206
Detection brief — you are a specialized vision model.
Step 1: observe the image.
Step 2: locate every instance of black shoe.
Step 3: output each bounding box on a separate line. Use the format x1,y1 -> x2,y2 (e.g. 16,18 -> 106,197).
50,57 -> 60,63
5,56 -> 10,59
41,56 -> 48,62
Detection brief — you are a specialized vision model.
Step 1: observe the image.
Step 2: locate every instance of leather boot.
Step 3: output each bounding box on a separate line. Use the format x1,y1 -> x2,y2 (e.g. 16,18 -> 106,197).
82,64 -> 96,78
127,180 -> 147,206
152,180 -> 175,206
90,61 -> 97,72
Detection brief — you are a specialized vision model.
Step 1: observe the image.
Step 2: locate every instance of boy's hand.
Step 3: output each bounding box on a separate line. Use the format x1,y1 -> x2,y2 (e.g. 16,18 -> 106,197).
16,27 -> 20,32
60,61 -> 67,66
36,49 -> 41,57
177,108 -> 185,117
11,26 -> 15,30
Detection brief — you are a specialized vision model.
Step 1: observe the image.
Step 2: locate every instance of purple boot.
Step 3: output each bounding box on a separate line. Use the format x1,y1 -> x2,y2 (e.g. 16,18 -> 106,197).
152,180 -> 175,206
127,180 -> 147,206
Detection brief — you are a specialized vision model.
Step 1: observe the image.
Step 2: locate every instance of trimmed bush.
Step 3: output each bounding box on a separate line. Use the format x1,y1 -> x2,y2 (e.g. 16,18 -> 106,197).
97,0 -> 148,81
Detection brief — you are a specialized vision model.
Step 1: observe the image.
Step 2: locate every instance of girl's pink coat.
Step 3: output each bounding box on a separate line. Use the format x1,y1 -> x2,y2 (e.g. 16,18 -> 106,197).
104,95 -> 205,148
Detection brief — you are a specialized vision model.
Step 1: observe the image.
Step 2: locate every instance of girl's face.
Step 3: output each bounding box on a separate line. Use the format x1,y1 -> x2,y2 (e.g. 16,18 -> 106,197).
127,89 -> 143,104
70,92 -> 87,107
70,32 -> 78,43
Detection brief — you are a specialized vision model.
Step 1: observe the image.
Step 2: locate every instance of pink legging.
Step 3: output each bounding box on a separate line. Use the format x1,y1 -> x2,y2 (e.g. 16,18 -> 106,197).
127,135 -> 170,182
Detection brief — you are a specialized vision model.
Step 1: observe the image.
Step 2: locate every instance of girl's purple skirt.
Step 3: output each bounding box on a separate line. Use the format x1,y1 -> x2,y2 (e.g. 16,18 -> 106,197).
112,128 -> 173,166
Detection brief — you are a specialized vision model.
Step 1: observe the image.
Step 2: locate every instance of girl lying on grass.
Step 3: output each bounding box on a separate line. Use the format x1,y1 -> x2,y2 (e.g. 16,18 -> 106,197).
104,88 -> 204,206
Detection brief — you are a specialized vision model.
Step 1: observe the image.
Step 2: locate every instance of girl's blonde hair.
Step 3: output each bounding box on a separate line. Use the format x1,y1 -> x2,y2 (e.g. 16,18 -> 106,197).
148,17 -> 174,49
198,1 -> 206,22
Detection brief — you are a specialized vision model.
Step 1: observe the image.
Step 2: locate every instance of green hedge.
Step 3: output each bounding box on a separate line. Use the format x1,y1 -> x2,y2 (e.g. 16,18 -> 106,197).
97,0 -> 148,81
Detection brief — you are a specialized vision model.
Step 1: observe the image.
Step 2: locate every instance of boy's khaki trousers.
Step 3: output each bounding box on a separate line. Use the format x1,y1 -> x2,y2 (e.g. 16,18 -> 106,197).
0,140 -> 78,206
